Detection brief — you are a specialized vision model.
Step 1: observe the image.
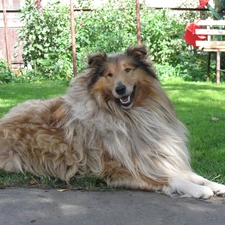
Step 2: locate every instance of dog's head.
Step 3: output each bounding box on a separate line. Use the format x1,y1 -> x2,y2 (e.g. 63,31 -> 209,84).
87,45 -> 158,110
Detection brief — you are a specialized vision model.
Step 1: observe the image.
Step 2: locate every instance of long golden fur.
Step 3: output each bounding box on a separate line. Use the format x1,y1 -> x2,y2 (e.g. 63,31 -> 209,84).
0,45 -> 225,198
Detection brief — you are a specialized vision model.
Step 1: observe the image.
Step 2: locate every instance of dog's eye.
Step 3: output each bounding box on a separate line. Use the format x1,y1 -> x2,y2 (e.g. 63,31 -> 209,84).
107,73 -> 113,77
125,68 -> 131,73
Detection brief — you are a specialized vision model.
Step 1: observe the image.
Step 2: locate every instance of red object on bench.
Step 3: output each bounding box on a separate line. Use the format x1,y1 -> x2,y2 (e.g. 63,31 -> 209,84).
197,0 -> 209,8
184,23 -> 207,48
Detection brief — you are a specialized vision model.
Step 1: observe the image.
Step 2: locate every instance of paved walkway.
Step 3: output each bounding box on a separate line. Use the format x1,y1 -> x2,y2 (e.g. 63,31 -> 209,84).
0,188 -> 224,225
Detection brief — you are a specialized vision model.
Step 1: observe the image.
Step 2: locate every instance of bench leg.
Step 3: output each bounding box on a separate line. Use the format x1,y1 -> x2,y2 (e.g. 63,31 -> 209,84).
207,53 -> 211,82
216,50 -> 220,84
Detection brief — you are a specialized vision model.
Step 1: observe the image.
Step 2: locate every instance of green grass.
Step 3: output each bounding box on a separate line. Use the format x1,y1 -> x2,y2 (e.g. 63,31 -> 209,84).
163,80 -> 225,184
0,81 -> 68,118
0,79 -> 225,188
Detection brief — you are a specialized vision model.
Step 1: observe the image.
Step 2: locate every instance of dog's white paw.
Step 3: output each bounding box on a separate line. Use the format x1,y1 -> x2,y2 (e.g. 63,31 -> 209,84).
169,177 -> 214,199
206,182 -> 225,196
190,186 -> 214,199
183,173 -> 225,197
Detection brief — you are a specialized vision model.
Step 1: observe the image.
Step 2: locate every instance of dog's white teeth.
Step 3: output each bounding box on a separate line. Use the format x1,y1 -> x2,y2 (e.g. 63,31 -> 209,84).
120,95 -> 131,104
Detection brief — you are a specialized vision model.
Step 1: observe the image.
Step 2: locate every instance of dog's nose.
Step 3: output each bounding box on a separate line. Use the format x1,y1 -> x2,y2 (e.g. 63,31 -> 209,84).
115,84 -> 126,95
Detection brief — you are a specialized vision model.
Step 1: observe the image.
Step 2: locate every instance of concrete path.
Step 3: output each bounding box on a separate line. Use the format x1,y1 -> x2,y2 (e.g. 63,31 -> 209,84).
0,188 -> 224,225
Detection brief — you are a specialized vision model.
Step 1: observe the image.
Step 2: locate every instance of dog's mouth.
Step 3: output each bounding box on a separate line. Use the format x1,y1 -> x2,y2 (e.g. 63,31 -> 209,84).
118,86 -> 136,109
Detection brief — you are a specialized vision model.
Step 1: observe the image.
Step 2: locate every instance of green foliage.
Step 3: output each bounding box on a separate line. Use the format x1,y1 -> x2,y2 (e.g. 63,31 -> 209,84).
175,50 -> 209,82
155,63 -> 179,81
6,0 -> 223,84
74,1 -> 137,71
0,60 -> 14,84
141,9 -> 186,66
74,2 -> 188,74
17,0 -> 73,80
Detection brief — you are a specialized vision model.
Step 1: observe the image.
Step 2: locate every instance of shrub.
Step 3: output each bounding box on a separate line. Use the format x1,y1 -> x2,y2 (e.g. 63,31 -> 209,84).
17,0 -> 73,81
74,0 -> 137,71
14,0 -> 223,83
0,60 -> 14,84
141,9 -> 187,66
74,2 -> 191,74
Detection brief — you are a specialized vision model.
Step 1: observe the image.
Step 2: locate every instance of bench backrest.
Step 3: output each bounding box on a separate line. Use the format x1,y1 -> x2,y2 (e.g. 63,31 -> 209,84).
195,20 -> 225,51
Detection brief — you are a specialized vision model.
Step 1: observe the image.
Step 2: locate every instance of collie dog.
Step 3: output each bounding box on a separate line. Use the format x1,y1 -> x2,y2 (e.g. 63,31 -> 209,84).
0,45 -> 224,198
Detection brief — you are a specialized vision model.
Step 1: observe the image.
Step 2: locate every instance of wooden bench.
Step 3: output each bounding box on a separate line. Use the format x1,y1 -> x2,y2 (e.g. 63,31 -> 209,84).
195,20 -> 225,84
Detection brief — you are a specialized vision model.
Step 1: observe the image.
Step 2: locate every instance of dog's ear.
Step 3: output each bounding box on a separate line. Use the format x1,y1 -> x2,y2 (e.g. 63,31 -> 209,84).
126,45 -> 148,60
87,52 -> 107,68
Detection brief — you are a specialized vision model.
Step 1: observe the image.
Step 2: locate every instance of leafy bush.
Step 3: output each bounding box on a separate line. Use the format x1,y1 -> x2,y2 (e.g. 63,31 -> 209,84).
141,9 -> 187,66
12,0 -> 223,83
74,1 -> 137,71
17,0 -> 73,80
155,63 -> 179,81
0,60 -> 14,84
74,2 -> 188,73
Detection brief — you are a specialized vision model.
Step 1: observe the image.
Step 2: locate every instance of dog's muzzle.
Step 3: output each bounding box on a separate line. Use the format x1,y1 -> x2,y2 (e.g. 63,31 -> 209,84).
114,83 -> 136,109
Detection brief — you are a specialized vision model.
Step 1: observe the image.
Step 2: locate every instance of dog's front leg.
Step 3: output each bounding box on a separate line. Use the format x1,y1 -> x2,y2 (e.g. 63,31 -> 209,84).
168,172 -> 225,198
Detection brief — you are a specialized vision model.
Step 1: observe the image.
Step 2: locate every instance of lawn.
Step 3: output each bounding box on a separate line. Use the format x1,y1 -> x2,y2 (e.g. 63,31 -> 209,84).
0,80 -> 225,188
163,80 -> 225,184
